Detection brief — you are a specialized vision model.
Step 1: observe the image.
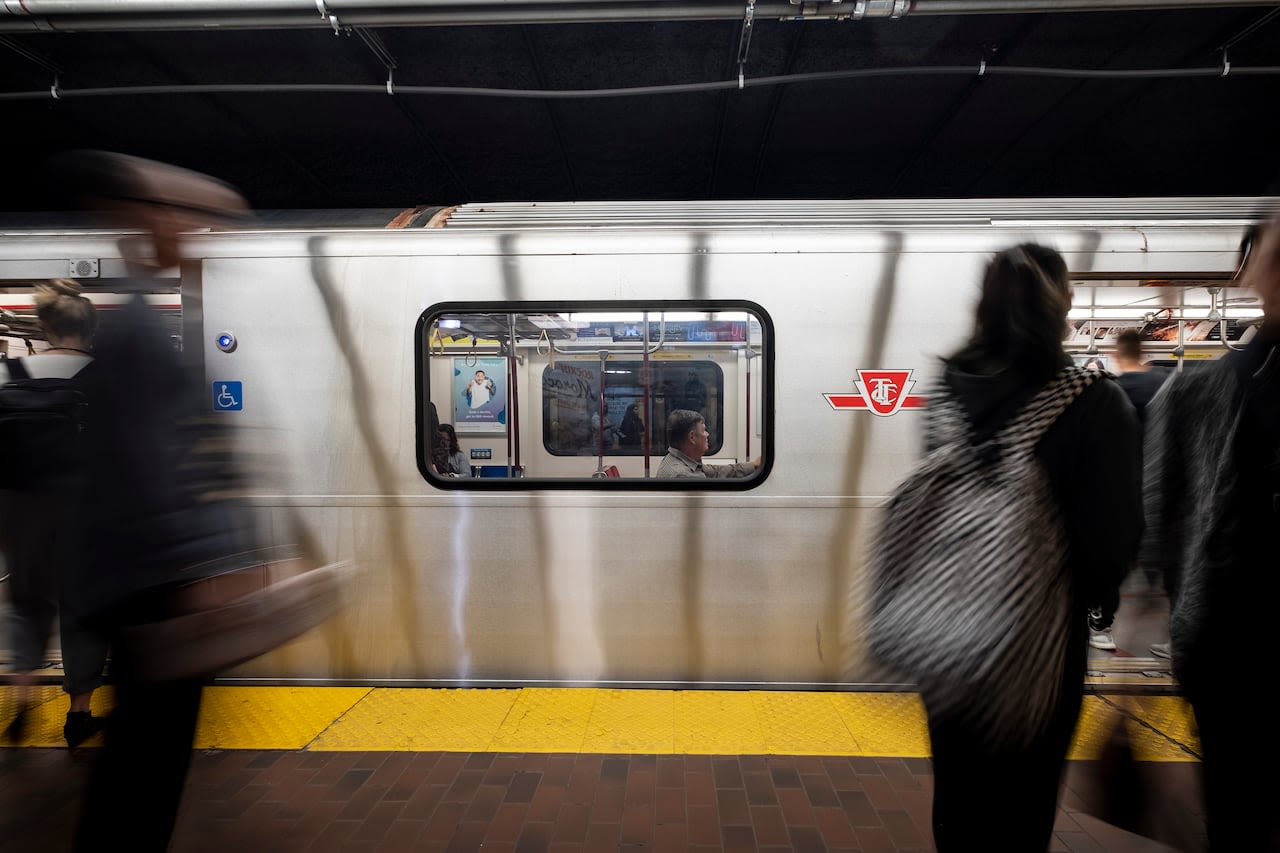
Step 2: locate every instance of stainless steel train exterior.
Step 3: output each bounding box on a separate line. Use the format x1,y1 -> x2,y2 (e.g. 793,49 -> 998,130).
0,199 -> 1269,688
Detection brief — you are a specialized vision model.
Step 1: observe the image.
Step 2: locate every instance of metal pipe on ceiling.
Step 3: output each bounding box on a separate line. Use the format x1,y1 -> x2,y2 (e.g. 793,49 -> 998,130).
3,0 -> 1280,32
3,61 -> 1279,102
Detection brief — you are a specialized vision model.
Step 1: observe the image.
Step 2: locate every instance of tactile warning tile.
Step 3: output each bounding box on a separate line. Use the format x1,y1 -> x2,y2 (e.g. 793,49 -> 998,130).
308,687 -> 517,751
194,686 -> 371,750
674,690 -> 767,755
488,687 -> 596,753
752,691 -> 860,755
1121,697 -> 1200,761
581,689 -> 674,754
1068,695 -> 1199,762
829,692 -> 931,757
0,685 -> 115,748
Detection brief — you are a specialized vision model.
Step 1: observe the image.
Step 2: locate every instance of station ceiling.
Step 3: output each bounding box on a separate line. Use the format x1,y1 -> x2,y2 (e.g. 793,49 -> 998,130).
1,2 -> 1279,212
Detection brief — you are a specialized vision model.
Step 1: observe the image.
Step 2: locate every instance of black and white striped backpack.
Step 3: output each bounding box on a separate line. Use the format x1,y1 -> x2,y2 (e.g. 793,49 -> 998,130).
867,366 -> 1098,748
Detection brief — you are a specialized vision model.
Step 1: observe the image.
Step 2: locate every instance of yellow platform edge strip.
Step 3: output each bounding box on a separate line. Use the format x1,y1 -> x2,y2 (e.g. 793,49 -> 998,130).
1,686 -> 1199,761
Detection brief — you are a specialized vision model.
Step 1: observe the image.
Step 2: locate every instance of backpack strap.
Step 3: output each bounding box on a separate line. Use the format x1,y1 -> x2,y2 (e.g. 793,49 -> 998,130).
999,366 -> 1100,457
4,357 -> 29,381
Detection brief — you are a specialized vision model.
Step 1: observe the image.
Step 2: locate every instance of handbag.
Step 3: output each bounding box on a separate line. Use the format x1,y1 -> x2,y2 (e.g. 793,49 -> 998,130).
866,368 -> 1097,746
118,544 -> 350,682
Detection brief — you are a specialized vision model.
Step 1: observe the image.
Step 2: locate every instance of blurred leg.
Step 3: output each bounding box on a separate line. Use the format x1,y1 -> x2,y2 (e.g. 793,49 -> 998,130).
928,709 -> 1075,852
75,659 -> 202,852
59,608 -> 109,701
1194,691 -> 1280,852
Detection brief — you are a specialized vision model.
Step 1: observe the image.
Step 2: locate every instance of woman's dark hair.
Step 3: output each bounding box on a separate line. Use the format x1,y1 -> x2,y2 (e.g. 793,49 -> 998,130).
947,243 -> 1071,379
438,423 -> 461,454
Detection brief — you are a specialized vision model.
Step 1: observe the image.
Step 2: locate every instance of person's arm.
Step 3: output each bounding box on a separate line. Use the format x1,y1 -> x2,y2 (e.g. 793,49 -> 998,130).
702,459 -> 760,479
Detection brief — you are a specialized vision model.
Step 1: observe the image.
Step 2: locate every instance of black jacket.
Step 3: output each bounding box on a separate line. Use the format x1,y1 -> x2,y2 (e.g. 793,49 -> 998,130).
940,359 -> 1144,613
77,291 -> 254,621
1115,368 -> 1171,426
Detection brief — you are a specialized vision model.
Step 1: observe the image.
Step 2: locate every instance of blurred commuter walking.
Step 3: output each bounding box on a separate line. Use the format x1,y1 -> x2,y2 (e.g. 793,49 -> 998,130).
1144,215 -> 1280,851
869,244 -> 1143,851
49,151 -> 254,852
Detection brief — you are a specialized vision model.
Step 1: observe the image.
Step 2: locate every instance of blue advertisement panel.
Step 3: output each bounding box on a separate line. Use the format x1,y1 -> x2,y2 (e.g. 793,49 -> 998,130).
452,357 -> 507,433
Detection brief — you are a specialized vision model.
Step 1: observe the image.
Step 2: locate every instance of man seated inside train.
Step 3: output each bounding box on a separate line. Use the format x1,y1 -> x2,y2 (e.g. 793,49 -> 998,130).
656,409 -> 759,479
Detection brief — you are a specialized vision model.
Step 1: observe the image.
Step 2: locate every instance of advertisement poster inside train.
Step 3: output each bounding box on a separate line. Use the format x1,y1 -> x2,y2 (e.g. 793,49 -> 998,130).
453,357 -> 507,433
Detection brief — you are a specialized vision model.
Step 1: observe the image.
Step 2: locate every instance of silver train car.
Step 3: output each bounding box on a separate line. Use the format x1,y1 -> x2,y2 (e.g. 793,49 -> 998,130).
0,198 -> 1269,688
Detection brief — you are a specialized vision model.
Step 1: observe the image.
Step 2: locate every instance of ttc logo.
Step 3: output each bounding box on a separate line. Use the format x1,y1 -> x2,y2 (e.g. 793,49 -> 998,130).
824,370 -> 926,417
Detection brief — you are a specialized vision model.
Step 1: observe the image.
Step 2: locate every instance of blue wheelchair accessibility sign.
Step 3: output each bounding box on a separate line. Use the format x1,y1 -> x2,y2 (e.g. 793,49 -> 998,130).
212,381 -> 243,411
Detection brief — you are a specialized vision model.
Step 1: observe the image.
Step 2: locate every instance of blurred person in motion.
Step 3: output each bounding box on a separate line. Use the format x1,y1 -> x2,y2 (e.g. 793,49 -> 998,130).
656,409 -> 759,479
1088,329 -> 1172,654
1144,216 -> 1280,851
0,280 -> 109,747
924,245 -> 1142,850
435,423 -> 470,477
49,150 -> 253,852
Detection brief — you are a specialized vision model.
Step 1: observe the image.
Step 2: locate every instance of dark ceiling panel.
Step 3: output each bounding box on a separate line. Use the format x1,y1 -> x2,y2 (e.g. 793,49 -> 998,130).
2,9 -> 1279,210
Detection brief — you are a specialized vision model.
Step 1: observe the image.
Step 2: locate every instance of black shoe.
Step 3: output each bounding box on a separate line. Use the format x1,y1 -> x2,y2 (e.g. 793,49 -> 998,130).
63,711 -> 106,747
3,706 -> 30,743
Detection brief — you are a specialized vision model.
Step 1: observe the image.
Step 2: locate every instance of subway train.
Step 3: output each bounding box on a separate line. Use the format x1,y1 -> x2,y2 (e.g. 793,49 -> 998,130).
0,198 -> 1271,688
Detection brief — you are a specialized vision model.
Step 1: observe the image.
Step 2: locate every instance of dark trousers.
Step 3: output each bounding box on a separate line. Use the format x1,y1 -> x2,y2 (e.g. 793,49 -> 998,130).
1191,685 -> 1280,851
74,624 -> 203,852
1,491 -> 109,695
926,682 -> 1083,852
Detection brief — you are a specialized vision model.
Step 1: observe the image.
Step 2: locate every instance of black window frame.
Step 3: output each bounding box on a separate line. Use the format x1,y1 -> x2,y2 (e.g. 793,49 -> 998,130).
415,299 -> 774,490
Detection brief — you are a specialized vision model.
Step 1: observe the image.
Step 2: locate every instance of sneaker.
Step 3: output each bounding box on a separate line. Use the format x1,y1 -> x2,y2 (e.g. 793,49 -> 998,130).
1149,642 -> 1171,660
63,711 -> 106,748
1089,628 -> 1117,651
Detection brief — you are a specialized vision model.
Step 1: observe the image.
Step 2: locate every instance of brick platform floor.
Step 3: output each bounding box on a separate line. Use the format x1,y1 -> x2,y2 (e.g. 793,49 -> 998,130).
1,749 -> 1204,852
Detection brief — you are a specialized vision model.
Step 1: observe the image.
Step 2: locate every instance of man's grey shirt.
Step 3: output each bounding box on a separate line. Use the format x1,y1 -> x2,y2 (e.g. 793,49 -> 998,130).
656,447 -> 756,479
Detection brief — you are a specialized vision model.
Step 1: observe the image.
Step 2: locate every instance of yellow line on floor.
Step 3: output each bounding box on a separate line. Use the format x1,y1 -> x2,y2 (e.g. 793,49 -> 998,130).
0,686 -> 1198,760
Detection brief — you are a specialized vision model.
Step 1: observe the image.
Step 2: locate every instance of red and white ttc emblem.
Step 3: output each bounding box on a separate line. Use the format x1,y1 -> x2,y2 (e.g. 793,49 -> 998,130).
824,370 -> 926,417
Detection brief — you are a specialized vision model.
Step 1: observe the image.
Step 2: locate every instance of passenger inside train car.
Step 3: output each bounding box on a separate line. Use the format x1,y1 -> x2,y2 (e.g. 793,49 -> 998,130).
656,409 -> 760,479
434,424 -> 470,478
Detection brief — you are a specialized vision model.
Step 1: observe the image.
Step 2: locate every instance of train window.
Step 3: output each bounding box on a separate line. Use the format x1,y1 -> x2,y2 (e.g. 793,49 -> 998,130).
416,303 -> 772,488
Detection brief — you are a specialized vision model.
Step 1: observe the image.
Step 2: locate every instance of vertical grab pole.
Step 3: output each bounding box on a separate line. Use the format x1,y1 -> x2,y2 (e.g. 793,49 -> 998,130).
507,316 -> 522,477
596,349 -> 609,476
744,347 -> 752,461
642,312 -> 652,478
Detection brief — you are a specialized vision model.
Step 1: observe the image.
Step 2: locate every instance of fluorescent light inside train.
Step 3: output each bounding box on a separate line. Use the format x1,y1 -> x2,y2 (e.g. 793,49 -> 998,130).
566,313 -> 645,324
1067,307 -> 1263,320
